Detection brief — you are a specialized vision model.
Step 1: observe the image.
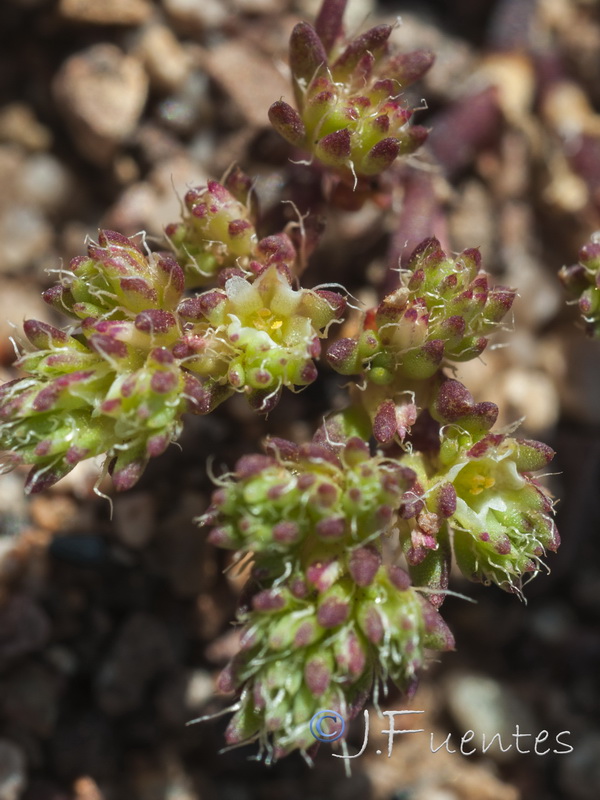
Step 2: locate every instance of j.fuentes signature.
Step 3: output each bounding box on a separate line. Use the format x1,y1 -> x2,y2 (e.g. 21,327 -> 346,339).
310,709 -> 573,759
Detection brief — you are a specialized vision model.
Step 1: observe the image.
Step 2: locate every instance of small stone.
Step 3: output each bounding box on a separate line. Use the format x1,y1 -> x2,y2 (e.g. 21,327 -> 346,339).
499,367 -> 559,432
53,44 -> 148,165
559,731 -> 600,800
148,493 -> 214,597
103,156 -> 208,236
162,0 -> 229,33
72,777 -> 105,800
541,330 -> 600,425
0,661 -> 61,738
0,469 -> 28,535
127,752 -> 198,800
296,0 -> 376,33
135,25 -> 192,92
184,669 -> 214,710
59,0 -> 152,25
29,495 -> 79,533
0,740 -> 26,800
229,0 -> 286,12
0,207 -> 52,273
95,613 -> 175,715
156,72 -> 210,135
0,595 -> 50,669
19,154 -> 72,214
202,40 -> 290,128
113,492 -> 156,549
50,712 -> 116,782
0,104 -> 52,151
448,179 -> 495,265
154,668 -> 213,727
445,672 -> 534,762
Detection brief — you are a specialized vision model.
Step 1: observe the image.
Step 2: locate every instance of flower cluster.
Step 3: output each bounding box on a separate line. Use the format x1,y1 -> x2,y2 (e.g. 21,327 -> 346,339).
0,232 -> 343,490
268,5 -> 432,186
395,379 -> 560,597
326,238 -> 515,445
0,231 -> 192,492
202,435 -> 414,559
220,565 -> 453,760
177,266 -> 344,413
559,233 -> 600,335
202,434 -> 454,759
165,179 -> 297,288
328,239 -> 515,384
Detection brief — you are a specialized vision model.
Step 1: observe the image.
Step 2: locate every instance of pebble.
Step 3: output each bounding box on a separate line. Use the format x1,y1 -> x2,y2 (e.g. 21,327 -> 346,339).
0,740 -> 26,800
29,495 -> 79,533
559,731 -> 600,800
229,0 -> 287,12
127,751 -> 198,800
95,613 -> 175,715
444,672 -> 535,762
0,595 -> 50,670
112,492 -> 156,549
0,105 -> 52,152
184,668 -> 214,711
202,40 -> 290,128
162,0 -> 230,34
501,203 -> 562,328
499,367 -> 559,431
296,0 -> 376,34
541,330 -> 600,425
19,155 -> 72,215
0,529 -> 52,603
0,473 -> 28,537
149,492 -> 214,597
103,156 -> 209,236
72,777 -> 104,800
0,207 -> 53,274
154,667 -> 213,727
447,179 -> 496,266
135,25 -> 192,92
53,45 -> 148,165
48,534 -> 107,567
157,71 -> 211,135
59,0 -> 153,25
0,661 -> 61,738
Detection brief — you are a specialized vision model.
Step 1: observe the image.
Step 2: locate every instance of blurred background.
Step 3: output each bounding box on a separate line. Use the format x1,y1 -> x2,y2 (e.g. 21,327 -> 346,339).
0,0 -> 599,798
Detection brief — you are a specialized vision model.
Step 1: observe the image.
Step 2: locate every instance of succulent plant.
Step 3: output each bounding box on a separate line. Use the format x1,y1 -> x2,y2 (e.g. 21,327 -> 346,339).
559,233 -> 600,335
404,379 -> 560,596
165,179 -> 298,288
203,432 -> 454,759
0,0 -> 564,770
268,1 -> 433,186
219,563 -> 453,760
202,434 -> 414,558
0,232 -> 201,492
177,265 -> 345,412
328,238 -> 515,384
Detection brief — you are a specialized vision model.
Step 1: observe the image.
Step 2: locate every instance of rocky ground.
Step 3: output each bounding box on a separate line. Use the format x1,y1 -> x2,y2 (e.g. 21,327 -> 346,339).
0,0 -> 599,798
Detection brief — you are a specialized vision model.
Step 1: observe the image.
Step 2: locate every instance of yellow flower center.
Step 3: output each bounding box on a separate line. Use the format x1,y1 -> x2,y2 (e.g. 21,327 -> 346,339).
253,307 -> 283,332
469,474 -> 496,496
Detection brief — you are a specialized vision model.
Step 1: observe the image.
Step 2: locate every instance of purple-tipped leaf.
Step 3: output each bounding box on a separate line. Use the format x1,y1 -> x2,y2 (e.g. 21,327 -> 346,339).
361,137 -> 400,176
315,0 -> 348,53
268,101 -> 307,147
386,50 -> 435,88
332,25 -> 392,77
289,22 -> 327,85
315,128 -> 351,167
